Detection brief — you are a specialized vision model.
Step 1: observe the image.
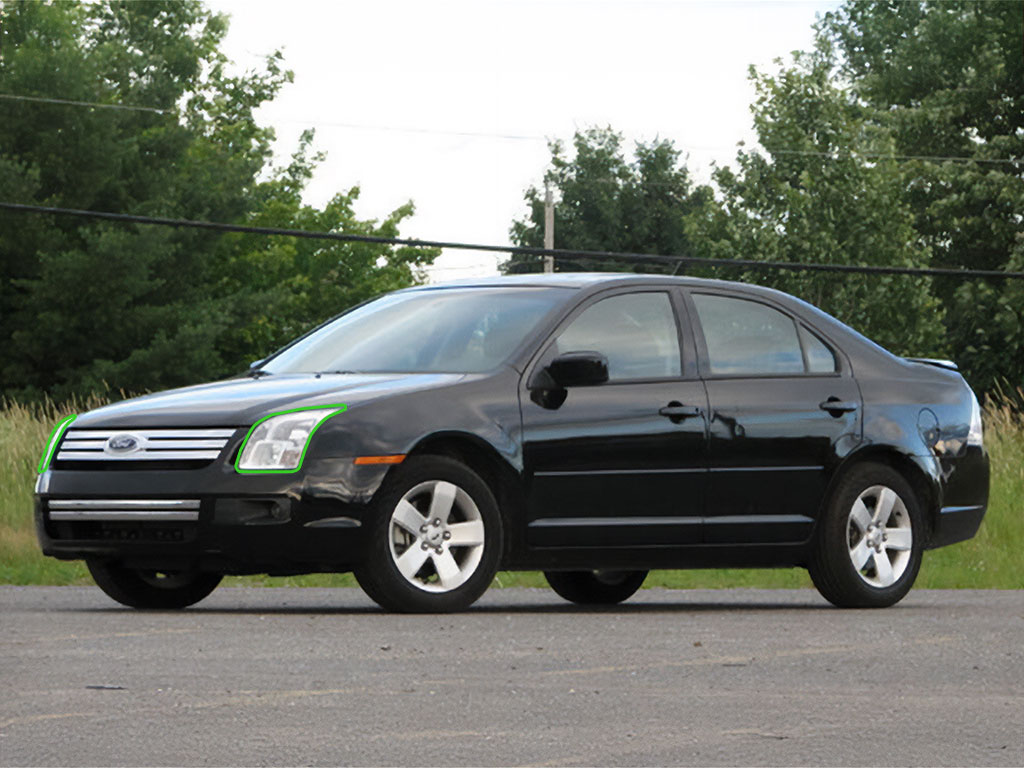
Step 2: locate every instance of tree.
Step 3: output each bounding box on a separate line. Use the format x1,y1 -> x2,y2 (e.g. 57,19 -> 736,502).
687,54 -> 946,358
819,0 -> 1024,392
0,1 -> 437,400
505,128 -> 712,272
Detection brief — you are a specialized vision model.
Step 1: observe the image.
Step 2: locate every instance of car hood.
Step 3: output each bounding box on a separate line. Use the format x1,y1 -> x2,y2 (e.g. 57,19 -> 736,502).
73,373 -> 467,428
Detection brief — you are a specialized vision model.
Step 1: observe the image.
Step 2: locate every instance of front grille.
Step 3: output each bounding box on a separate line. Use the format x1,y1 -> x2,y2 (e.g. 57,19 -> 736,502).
48,499 -> 201,521
57,428 -> 235,462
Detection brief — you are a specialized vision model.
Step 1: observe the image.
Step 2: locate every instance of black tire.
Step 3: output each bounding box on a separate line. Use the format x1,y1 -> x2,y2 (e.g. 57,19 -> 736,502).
354,455 -> 503,613
808,462 -> 924,608
544,570 -> 648,605
86,560 -> 222,609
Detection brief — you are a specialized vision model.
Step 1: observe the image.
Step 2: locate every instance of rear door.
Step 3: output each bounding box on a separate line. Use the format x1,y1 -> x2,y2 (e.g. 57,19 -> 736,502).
684,289 -> 862,545
520,288 -> 709,548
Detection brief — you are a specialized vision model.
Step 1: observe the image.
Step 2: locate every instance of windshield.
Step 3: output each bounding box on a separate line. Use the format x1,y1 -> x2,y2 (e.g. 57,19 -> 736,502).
262,287 -> 571,375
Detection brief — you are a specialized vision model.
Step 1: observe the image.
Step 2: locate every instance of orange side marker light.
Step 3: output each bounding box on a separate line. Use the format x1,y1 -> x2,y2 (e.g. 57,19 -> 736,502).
353,455 -> 406,466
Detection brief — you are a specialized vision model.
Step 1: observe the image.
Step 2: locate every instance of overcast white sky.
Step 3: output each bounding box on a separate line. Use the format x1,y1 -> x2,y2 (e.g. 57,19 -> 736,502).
207,0 -> 841,281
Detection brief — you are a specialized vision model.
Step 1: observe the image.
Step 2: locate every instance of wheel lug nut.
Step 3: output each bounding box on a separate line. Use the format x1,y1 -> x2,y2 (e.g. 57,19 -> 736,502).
443,531 -> 451,540
435,547 -> 443,554
419,525 -> 428,533
420,542 -> 429,551
433,518 -> 441,526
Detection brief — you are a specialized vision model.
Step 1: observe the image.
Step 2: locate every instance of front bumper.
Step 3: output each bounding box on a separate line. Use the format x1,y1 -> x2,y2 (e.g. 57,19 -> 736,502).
34,456 -> 391,574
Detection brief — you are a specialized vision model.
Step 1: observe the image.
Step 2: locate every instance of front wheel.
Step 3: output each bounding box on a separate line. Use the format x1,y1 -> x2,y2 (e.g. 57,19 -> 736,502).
86,560 -> 222,609
354,456 -> 502,613
544,570 -> 648,605
808,463 -> 923,608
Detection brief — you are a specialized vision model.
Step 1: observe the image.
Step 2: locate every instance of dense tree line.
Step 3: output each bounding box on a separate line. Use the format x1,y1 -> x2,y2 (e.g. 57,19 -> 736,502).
2,1 -> 1019,399
0,1 -> 437,401
508,1 -> 1023,396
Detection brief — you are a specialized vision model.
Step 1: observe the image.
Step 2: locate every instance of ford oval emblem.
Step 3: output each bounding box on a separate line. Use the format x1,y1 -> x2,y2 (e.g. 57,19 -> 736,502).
107,434 -> 140,453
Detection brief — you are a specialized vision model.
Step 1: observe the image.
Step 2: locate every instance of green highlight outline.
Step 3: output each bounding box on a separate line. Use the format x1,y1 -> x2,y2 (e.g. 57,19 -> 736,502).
38,414 -> 77,473
235,404 -> 348,475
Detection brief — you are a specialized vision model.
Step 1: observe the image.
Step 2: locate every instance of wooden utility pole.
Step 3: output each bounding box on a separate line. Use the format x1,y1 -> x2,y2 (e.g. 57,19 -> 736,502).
543,182 -> 555,273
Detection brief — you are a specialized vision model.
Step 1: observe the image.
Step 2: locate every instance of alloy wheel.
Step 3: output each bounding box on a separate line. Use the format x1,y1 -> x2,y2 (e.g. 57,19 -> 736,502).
846,484 -> 913,588
388,480 -> 486,593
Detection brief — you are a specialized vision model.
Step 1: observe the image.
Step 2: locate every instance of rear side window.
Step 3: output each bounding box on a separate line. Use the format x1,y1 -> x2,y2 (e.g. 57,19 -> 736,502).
692,293 -> 804,375
554,292 -> 681,380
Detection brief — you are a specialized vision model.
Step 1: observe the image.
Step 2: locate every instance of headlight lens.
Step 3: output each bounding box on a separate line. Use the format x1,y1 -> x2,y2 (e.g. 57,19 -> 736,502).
967,391 -> 983,447
236,406 -> 346,472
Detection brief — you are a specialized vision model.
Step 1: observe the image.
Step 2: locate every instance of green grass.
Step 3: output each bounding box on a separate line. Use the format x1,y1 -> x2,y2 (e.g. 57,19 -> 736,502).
2,395 -> 1021,589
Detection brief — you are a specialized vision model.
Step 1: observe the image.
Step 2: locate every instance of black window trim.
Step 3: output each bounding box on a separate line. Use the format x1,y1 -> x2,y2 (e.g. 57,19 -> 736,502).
681,287 -> 847,381
522,285 -> 698,388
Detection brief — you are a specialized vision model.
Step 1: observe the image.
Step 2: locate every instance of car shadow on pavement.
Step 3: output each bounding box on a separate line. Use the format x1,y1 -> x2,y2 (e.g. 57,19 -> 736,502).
72,598 -> 837,615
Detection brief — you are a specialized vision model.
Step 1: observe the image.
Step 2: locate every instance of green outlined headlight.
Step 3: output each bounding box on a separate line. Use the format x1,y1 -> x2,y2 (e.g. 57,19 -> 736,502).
38,414 -> 77,473
235,405 -> 347,474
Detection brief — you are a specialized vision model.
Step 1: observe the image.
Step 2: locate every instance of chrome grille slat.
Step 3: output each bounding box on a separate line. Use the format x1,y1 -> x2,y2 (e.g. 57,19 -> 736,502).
62,439 -> 228,449
59,439 -> 107,449
57,450 -> 223,461
65,429 -> 236,439
50,500 -> 200,510
83,439 -> 228,449
47,499 -> 200,521
56,428 -> 236,462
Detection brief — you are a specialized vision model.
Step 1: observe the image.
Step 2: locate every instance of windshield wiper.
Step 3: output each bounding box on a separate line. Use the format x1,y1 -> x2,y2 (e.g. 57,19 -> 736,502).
246,368 -> 273,378
319,370 -> 363,375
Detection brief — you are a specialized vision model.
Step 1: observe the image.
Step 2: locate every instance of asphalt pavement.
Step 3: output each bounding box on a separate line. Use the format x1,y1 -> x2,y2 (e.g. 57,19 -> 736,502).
1,586 -> 1021,767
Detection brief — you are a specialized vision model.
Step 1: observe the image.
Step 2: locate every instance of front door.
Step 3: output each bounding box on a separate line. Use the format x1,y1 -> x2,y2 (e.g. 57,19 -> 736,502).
686,290 -> 862,544
520,289 -> 709,548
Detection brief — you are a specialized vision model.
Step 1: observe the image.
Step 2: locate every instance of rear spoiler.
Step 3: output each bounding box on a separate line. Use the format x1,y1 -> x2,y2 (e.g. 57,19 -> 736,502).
905,357 -> 959,371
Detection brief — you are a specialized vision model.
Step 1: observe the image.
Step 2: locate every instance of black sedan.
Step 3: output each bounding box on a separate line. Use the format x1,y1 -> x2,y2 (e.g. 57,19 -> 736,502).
34,274 -> 989,612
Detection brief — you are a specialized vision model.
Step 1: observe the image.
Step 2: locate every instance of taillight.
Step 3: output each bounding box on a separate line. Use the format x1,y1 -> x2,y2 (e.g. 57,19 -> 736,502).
967,391 -> 983,447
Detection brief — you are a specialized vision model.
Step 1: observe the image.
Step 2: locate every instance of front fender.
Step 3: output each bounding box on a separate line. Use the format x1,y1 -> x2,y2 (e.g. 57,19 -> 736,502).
302,370 -> 523,504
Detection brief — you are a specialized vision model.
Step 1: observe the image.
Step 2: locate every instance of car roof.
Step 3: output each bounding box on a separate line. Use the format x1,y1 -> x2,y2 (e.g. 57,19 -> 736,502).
406,271 -> 815,318
408,272 -> 768,292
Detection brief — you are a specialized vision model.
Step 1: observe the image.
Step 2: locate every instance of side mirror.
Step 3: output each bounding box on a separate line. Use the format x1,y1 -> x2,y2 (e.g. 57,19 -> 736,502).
547,351 -> 609,388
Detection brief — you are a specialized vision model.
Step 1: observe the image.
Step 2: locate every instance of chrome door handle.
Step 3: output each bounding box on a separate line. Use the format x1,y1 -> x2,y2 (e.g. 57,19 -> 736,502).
819,399 -> 858,414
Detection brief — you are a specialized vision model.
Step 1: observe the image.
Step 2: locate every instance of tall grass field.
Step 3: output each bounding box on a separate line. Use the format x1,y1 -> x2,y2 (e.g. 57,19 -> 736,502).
2,396 -> 1021,589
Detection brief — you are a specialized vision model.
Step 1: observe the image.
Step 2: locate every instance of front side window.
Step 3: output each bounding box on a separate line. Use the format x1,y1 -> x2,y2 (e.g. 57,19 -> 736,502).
552,292 -> 681,380
692,293 -> 805,376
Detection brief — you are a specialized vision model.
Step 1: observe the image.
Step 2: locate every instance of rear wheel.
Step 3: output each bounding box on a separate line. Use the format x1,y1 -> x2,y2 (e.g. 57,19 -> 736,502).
86,560 -> 222,609
808,463 -> 923,608
354,456 -> 502,613
544,570 -> 648,605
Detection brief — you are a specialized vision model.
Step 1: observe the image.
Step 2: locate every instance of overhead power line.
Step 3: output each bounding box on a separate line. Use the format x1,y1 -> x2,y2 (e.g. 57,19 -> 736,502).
1,91 -> 1020,166
2,200 -> 1023,281
768,148 -> 1020,165
273,116 -> 546,143
423,262 -> 500,273
0,92 -> 171,115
